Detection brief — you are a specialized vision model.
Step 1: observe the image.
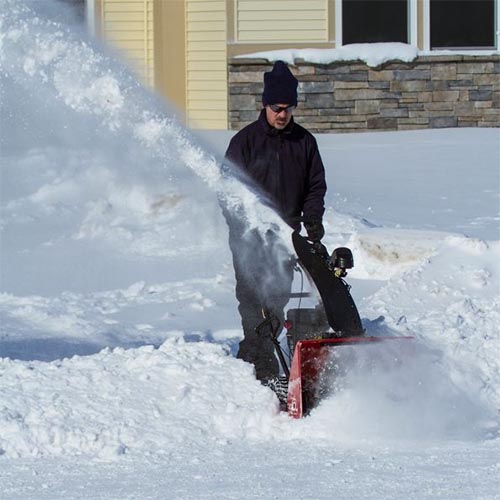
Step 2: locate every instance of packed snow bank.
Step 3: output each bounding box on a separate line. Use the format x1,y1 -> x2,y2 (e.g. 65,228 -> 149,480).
1,334 -> 496,459
329,227 -> 449,280
1,332 -> 497,459
0,338 -> 282,458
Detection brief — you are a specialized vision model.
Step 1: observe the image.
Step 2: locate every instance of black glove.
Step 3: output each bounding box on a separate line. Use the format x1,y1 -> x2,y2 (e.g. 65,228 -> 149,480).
304,220 -> 325,242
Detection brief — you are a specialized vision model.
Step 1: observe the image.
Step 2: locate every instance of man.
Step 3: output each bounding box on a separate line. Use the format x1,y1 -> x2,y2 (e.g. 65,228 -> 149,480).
223,60 -> 327,387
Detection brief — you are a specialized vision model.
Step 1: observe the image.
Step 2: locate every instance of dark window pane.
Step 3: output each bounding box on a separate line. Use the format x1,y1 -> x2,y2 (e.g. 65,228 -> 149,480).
431,0 -> 495,48
343,0 -> 408,45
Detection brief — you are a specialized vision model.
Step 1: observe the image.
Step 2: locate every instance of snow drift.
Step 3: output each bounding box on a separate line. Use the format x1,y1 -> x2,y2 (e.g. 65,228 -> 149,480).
0,339 -> 282,458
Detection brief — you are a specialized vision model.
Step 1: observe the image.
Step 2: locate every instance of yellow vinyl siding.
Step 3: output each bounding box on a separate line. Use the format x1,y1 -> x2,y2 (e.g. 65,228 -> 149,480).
188,71 -> 227,81
236,0 -> 328,43
188,11 -> 228,22
100,0 -> 155,87
188,80 -> 228,91
187,49 -> 227,61
187,60 -> 227,72
186,1 -> 224,12
188,31 -> 227,42
189,90 -> 227,100
105,3 -> 146,12
185,0 -> 227,129
187,41 -> 228,51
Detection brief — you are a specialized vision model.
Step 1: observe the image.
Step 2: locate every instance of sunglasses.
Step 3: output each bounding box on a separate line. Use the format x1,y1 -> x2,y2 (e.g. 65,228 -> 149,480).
268,104 -> 296,114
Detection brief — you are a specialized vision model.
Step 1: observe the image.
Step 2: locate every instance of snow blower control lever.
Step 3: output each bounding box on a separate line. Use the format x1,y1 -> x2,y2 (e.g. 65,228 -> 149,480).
330,246 -> 354,278
310,241 -> 354,278
255,308 -> 290,379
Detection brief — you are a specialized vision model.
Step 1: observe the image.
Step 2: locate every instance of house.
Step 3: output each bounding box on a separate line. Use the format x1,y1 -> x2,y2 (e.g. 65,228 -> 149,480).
86,0 -> 499,131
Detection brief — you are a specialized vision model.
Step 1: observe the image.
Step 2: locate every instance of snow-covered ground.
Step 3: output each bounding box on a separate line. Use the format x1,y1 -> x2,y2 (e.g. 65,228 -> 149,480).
1,1 -> 500,499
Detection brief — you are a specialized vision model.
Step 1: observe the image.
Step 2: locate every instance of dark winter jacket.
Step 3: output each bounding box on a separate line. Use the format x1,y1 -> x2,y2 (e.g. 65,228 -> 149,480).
224,109 -> 326,229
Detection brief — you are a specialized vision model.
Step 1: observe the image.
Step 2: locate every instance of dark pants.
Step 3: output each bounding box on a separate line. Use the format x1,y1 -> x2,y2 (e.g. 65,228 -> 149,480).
225,213 -> 294,380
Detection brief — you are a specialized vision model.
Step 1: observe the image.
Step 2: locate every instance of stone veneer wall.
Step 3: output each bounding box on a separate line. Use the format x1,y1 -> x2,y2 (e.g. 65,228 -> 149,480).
228,56 -> 500,132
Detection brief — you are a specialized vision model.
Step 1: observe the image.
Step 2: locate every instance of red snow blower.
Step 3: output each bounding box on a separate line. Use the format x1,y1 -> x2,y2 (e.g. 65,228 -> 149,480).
257,231 -> 412,418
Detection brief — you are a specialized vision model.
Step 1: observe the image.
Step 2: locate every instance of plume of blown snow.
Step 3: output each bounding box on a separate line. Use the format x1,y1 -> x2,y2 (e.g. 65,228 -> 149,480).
0,0 -> 289,265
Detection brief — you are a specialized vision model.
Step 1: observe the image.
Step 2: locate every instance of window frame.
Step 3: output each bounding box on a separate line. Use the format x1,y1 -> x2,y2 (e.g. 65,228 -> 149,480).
422,0 -> 498,51
335,0 -> 417,47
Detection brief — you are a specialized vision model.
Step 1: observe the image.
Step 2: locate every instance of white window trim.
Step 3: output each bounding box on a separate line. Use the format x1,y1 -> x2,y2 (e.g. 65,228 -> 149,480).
497,0 -> 500,50
335,0 -> 343,47
410,0 -> 418,47
423,0 -> 430,51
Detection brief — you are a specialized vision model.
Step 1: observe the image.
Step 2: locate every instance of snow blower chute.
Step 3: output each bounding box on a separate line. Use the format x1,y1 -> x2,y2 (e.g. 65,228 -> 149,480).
257,231 -> 412,418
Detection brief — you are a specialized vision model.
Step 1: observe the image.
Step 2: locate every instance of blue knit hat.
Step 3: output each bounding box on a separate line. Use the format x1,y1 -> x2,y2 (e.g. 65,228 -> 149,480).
262,61 -> 298,107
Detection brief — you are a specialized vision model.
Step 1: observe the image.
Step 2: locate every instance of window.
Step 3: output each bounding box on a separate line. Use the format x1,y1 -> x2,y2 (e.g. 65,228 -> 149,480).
430,0 -> 495,49
342,0 -> 409,45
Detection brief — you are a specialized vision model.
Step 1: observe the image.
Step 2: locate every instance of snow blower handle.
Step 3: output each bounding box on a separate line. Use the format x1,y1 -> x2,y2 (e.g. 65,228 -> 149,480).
312,240 -> 329,257
304,221 -> 325,243
291,216 -> 325,243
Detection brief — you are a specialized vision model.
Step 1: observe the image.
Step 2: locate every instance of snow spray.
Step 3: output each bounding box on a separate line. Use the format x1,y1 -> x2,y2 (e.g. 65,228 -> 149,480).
309,341 -> 496,443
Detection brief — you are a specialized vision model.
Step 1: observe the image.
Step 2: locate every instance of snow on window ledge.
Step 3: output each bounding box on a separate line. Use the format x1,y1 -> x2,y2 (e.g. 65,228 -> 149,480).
234,43 -> 500,68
